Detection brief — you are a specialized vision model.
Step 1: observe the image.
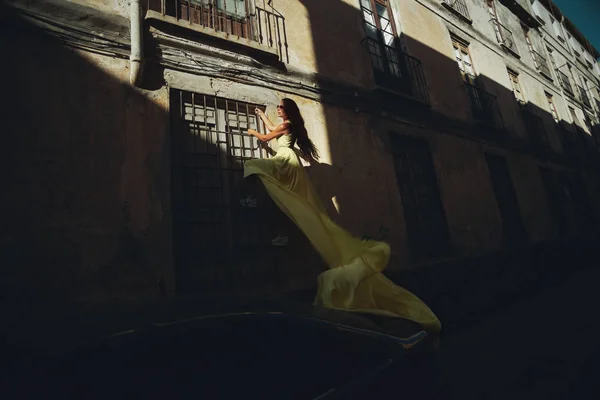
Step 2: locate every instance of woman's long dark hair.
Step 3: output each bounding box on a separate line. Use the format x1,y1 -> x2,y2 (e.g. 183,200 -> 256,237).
282,98 -> 319,161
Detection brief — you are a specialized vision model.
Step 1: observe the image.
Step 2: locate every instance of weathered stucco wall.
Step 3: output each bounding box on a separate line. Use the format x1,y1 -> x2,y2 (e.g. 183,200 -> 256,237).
3,17 -> 174,306
432,136 -> 504,255
507,155 -> 556,242
70,0 -> 130,18
397,0 -> 472,121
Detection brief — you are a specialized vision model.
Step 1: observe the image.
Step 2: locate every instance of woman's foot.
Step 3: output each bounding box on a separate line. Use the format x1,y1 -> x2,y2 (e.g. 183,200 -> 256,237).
271,235 -> 289,247
239,195 -> 257,208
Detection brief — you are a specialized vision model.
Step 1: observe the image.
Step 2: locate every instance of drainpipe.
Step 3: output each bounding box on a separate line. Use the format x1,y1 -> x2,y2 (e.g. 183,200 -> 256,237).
130,0 -> 144,86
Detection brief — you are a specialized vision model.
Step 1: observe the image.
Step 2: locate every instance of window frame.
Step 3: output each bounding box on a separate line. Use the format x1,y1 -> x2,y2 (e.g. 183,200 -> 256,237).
507,69 -> 525,103
452,37 -> 476,83
545,92 -> 559,122
360,0 -> 399,38
360,0 -> 411,91
569,106 -> 581,127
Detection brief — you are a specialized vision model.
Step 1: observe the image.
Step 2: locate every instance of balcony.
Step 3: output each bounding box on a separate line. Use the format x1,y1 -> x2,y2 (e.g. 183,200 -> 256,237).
364,37 -> 430,104
578,85 -> 592,109
442,0 -> 472,23
556,70 -> 574,96
147,0 -> 288,62
530,50 -> 552,79
464,82 -> 504,130
491,19 -> 519,57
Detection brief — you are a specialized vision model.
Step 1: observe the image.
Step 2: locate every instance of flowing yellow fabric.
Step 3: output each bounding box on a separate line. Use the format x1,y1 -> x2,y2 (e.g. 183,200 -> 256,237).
244,132 -> 441,333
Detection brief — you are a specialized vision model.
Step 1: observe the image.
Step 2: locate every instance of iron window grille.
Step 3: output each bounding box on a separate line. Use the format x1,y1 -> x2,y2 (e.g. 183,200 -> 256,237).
442,0 -> 471,21
170,89 -> 272,267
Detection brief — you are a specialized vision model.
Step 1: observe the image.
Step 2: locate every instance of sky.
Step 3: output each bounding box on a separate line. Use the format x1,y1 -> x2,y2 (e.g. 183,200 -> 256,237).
552,0 -> 600,55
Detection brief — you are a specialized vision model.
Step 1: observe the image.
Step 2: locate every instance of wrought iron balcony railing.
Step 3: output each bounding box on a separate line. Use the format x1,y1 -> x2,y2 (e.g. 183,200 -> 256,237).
148,0 -> 288,62
578,85 -> 592,109
464,82 -> 504,130
442,0 -> 471,21
364,37 -> 430,104
531,50 -> 551,78
556,70 -> 574,95
491,19 -> 518,56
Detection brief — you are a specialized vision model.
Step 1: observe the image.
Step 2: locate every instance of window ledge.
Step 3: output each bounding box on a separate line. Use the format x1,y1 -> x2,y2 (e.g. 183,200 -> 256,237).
563,90 -> 577,100
539,69 -> 554,82
501,43 -> 520,59
441,3 -> 473,25
145,9 -> 279,59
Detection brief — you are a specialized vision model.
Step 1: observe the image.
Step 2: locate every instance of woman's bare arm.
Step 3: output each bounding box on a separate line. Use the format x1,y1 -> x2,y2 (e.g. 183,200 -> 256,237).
256,108 -> 276,131
248,123 -> 290,142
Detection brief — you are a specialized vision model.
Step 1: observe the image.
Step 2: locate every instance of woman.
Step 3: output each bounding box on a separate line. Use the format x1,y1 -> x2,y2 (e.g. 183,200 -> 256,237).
241,98 -> 318,247
243,99 -> 441,334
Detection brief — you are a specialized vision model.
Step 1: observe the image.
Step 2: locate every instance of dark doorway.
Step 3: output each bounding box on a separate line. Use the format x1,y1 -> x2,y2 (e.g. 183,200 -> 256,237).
485,153 -> 528,248
390,134 -> 452,262
539,166 -> 568,237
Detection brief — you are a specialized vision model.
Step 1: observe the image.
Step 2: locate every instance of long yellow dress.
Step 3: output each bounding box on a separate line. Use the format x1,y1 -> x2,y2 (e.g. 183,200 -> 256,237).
244,128 -> 441,334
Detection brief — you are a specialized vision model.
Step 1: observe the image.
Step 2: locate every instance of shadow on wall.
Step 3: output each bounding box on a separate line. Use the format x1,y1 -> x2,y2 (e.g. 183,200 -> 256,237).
1,6 -> 325,304
1,10 -> 173,308
402,32 -> 599,242
297,0 -> 599,260
3,0 -> 599,309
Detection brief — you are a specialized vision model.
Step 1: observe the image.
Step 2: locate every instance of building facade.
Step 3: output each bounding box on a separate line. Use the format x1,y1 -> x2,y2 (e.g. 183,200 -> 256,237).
3,0 -> 600,308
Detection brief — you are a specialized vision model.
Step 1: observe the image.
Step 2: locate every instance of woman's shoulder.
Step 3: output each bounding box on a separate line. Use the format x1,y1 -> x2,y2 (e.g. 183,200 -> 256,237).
281,120 -> 292,133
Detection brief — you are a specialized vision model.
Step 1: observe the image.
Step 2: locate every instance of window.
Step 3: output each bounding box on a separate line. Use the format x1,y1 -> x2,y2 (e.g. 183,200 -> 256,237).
507,69 -> 525,103
441,0 -> 471,21
522,26 -> 550,77
550,16 -> 563,40
569,107 -> 581,127
557,65 -> 574,95
522,26 -> 536,65
546,92 -> 559,122
170,89 -> 272,288
360,1 -> 429,101
389,134 -> 452,261
579,78 -> 592,109
452,37 -> 475,83
486,0 -> 497,20
488,0 -> 517,55
485,154 -> 528,248
586,60 -> 593,70
453,36 -> 503,128
360,0 -> 400,78
174,0 -> 250,34
584,112 -> 595,131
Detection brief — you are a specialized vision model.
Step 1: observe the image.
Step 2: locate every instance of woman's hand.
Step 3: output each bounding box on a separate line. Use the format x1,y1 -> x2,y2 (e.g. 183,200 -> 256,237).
247,128 -> 257,136
254,108 -> 263,116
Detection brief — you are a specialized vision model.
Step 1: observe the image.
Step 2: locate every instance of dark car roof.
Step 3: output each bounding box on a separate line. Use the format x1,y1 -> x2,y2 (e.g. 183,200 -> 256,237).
5,300 -> 432,399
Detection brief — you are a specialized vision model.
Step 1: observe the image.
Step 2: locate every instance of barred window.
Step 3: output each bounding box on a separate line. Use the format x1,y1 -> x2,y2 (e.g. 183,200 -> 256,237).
171,89 -> 271,264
